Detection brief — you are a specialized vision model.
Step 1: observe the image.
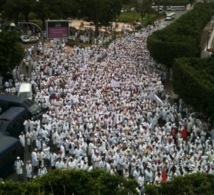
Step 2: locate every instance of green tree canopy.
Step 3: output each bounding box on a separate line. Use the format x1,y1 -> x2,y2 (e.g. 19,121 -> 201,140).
80,0 -> 122,36
147,2 -> 214,68
0,30 -> 24,76
2,0 -> 123,35
1,0 -> 21,23
134,0 -> 153,18
145,173 -> 214,195
0,169 -> 138,195
0,0 -> 7,11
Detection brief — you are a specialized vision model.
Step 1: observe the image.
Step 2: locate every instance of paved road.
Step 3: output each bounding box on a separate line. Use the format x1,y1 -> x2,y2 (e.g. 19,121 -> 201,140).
5,147 -> 33,182
174,10 -> 188,20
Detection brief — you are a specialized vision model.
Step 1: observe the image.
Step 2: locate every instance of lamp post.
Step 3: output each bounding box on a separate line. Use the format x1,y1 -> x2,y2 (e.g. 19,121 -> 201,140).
9,22 -> 16,31
18,22 -> 44,43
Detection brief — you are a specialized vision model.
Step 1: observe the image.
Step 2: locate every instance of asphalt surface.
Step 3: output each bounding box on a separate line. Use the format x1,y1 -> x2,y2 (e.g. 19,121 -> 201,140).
5,147 -> 34,182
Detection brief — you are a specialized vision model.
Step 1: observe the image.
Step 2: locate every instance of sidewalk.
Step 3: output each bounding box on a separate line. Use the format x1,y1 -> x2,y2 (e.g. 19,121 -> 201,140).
70,19 -> 133,32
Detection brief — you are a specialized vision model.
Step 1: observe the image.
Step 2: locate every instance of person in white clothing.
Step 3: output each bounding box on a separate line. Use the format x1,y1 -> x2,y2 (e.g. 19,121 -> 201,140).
137,172 -> 145,195
55,158 -> 65,169
43,144 -> 50,166
67,158 -> 75,169
50,151 -> 58,169
98,157 -> 106,169
59,144 -> 66,158
38,165 -> 48,177
32,130 -> 38,148
26,160 -> 33,181
31,149 -> 39,174
133,166 -> 140,181
19,132 -> 26,148
92,152 -> 101,168
14,156 -> 24,182
23,119 -> 30,133
144,167 -> 153,183
37,150 -> 46,166
26,130 -> 33,151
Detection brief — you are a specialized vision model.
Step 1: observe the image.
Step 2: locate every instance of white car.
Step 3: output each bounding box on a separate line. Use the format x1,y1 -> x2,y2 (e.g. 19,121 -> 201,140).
20,35 -> 39,43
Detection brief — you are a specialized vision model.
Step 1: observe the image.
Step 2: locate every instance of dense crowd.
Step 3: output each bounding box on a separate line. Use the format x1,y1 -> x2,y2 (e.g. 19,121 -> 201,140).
11,20 -> 214,194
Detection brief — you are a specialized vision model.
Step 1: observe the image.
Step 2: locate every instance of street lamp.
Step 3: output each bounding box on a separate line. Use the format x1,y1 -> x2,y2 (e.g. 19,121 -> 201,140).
10,23 -> 16,27
18,22 -> 44,43
9,22 -> 16,31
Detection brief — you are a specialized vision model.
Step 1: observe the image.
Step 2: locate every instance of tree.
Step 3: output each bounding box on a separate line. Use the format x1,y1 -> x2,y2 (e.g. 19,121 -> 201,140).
138,0 -> 153,18
80,0 -> 122,36
31,0 -> 54,30
32,0 -> 79,30
53,0 -> 81,19
0,0 -> 7,12
2,0 -> 21,23
0,31 -> 24,76
2,0 -> 36,22
147,3 -> 214,68
0,169 -> 138,194
18,0 -> 35,22
145,173 -> 214,195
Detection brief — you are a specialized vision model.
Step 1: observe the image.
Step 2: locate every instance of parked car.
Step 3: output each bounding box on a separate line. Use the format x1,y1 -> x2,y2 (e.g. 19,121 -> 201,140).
20,35 -> 39,43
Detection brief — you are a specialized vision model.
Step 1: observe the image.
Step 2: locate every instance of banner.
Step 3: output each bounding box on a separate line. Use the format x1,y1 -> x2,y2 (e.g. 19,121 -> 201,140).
111,79 -> 120,88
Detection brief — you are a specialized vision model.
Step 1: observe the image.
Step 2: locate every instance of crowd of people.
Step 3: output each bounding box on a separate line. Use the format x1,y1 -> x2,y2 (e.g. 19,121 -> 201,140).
8,19 -> 214,194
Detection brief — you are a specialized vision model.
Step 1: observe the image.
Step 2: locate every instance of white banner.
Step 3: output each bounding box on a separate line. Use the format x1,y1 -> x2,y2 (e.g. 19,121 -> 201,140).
111,79 -> 120,88
150,94 -> 163,104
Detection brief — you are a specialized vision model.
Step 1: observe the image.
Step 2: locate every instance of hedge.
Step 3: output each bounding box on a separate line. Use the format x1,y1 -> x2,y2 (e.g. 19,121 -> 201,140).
173,57 -> 214,118
0,169 -> 138,195
145,173 -> 214,195
147,3 -> 214,68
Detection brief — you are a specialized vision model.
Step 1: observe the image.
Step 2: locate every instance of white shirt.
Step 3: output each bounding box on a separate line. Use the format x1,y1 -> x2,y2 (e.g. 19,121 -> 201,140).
137,175 -> 145,186
19,134 -> 25,147
43,146 -> 50,159
50,152 -> 58,167
38,167 -> 47,177
26,163 -> 33,178
14,159 -> 24,174
133,169 -> 140,181
31,151 -> 39,166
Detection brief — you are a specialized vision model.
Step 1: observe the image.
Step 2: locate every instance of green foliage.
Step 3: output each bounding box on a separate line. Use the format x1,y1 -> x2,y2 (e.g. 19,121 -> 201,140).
145,173 -> 214,195
0,0 -> 7,11
136,0 -> 152,18
1,0 -> 21,22
66,39 -> 91,48
152,0 -> 192,6
80,0 -> 122,36
37,169 -> 98,195
2,0 -> 158,35
0,181 -> 41,195
0,31 -> 24,76
142,14 -> 159,26
147,2 -> 214,119
0,169 -> 138,195
173,57 -> 214,118
147,3 -> 214,68
118,11 -> 141,23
